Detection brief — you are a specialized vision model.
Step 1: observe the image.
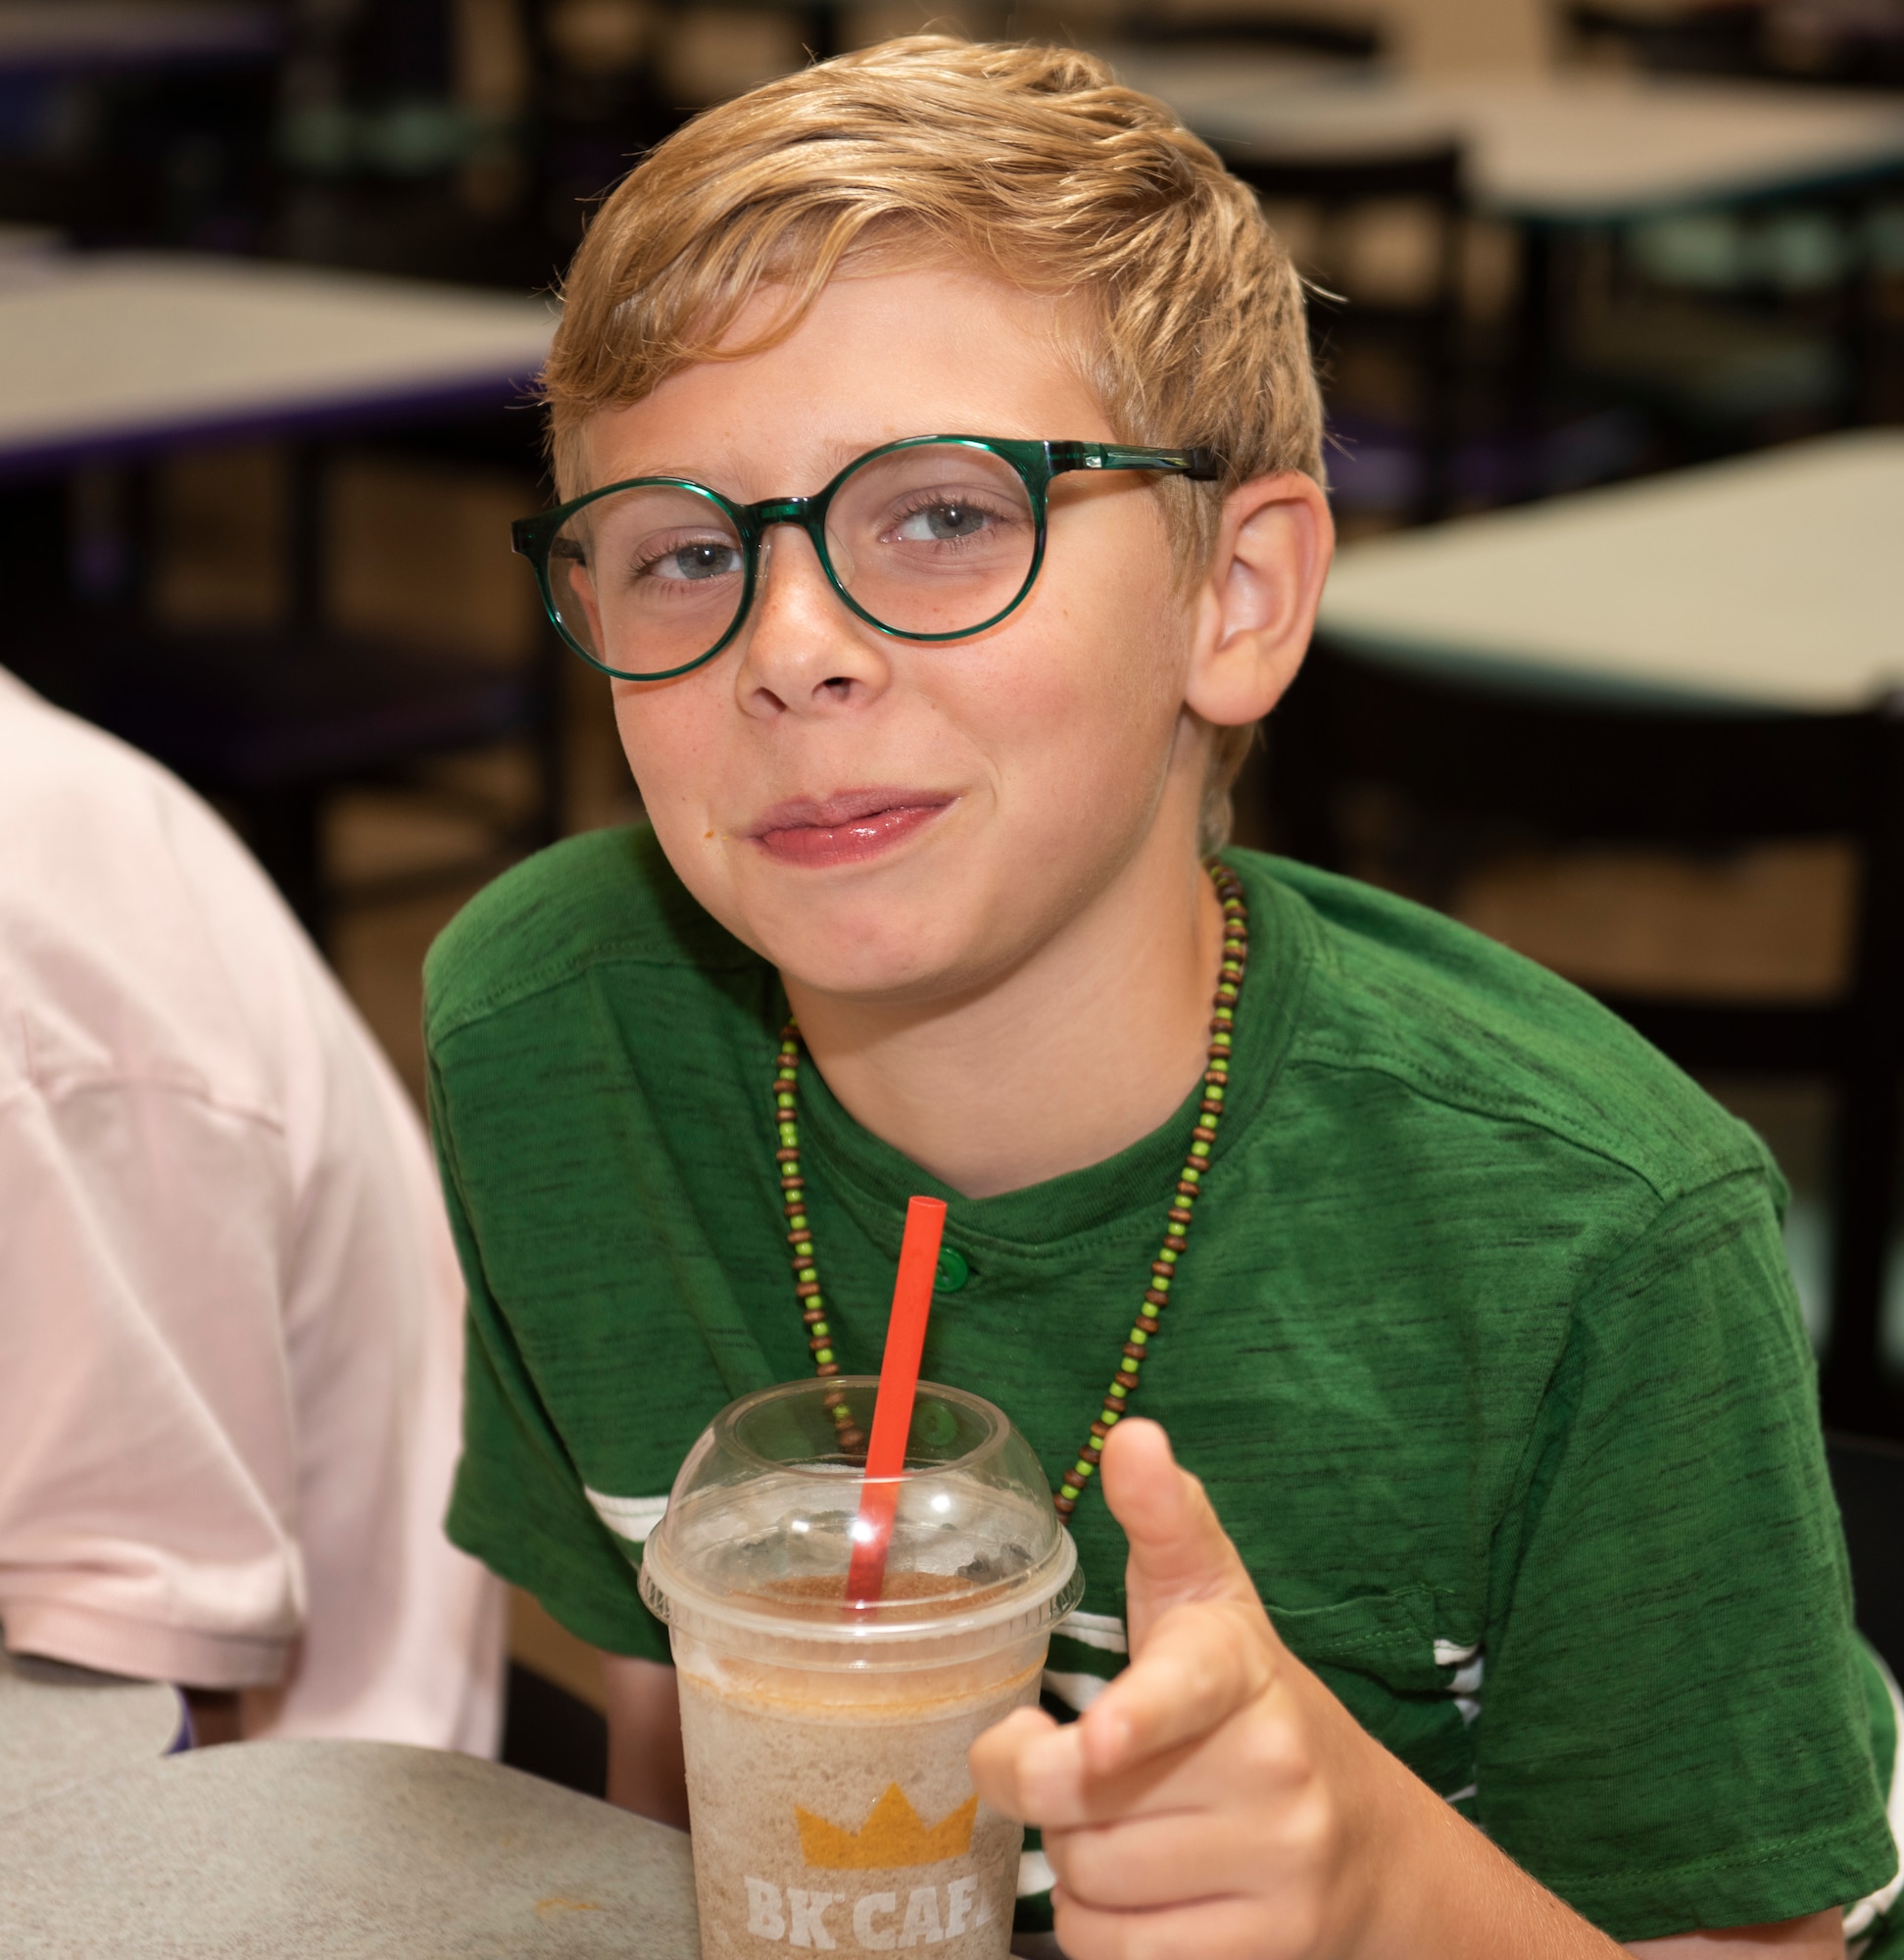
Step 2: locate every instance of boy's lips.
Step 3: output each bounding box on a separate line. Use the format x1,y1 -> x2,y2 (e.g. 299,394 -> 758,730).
748,789 -> 955,867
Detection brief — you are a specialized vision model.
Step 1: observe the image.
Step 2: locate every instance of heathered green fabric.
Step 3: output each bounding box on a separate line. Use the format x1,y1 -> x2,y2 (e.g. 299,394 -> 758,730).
425,826 -> 1896,1943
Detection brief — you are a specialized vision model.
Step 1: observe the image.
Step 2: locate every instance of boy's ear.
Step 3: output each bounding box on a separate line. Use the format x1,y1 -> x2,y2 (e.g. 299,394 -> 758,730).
1183,471 -> 1335,730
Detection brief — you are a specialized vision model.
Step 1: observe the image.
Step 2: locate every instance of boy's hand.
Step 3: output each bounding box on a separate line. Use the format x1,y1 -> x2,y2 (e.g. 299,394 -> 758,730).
968,1419 -> 1623,1960
969,1417 -> 1400,1959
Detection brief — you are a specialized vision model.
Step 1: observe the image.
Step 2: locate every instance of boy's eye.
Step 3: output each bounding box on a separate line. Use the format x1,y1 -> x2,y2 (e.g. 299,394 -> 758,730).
880,490 -> 1026,551
638,538 -> 743,583
891,499 -> 994,544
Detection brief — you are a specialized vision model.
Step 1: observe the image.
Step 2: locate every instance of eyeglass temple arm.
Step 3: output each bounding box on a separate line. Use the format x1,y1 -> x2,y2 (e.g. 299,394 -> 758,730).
1049,442 -> 1221,480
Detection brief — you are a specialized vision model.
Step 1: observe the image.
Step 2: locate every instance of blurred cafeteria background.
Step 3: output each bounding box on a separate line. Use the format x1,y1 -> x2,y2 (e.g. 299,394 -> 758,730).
4,0 -> 1903,1781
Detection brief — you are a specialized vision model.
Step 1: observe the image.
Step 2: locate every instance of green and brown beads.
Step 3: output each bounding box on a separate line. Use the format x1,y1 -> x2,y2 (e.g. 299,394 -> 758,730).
773,1028 -> 860,1446
772,859 -> 1249,1522
1055,862 -> 1246,1520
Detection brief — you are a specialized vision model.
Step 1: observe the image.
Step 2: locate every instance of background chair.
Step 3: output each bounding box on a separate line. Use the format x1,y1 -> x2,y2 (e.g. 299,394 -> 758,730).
1567,1 -> 1904,87
501,1660 -> 609,1798
92,617 -> 561,949
14,433 -> 562,953
1118,8 -> 1383,57
1557,179 -> 1903,466
1226,141 -> 1469,525
1265,639 -> 1904,1438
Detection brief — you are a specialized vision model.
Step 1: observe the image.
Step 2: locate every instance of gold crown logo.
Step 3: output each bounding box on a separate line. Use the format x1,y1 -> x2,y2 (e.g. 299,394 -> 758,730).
795,1786 -> 978,1870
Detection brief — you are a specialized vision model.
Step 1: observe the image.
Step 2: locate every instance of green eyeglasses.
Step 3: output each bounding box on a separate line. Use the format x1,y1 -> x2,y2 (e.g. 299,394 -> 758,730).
511,434 -> 1219,682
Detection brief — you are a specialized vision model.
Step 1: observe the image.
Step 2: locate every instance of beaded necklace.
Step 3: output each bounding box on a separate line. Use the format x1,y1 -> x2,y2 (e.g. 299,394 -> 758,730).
772,861 -> 1248,1523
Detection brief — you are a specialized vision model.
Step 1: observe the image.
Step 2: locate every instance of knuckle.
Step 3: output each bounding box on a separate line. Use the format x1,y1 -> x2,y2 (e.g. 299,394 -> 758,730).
1227,1604 -> 1279,1691
1044,1829 -> 1104,1903
1283,1779 -> 1344,1874
1163,1608 -> 1256,1710
1236,1701 -> 1310,1783
999,1774 -> 1032,1825
1039,1829 -> 1075,1887
1180,1651 -> 1235,1718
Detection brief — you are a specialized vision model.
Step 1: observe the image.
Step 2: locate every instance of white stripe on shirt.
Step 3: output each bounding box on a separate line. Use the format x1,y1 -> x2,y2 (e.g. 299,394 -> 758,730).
1018,1850 -> 1055,1898
584,1490 -> 669,1544
1055,1609 -> 1127,1654
1044,1669 -> 1111,1713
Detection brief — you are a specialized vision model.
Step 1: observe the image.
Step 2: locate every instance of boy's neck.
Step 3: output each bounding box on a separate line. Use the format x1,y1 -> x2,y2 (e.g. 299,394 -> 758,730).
784,844 -> 1229,1201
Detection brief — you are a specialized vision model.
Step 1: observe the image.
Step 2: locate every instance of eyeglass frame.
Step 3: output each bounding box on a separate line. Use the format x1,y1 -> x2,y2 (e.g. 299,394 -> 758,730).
510,434 -> 1221,682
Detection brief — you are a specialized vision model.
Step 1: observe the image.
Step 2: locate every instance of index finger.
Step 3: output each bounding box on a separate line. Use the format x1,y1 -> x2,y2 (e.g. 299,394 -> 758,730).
1074,1594 -> 1273,1778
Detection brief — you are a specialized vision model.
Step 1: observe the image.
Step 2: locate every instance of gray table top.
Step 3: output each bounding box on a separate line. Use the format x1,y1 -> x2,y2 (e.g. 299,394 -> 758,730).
1105,50 -> 1904,222
0,1647 -> 185,1821
0,252 -> 557,477
0,1738 -> 699,1957
1317,428 -> 1904,712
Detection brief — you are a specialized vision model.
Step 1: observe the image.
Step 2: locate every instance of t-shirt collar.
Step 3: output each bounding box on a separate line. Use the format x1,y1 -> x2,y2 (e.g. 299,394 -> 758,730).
789,854 -> 1315,1265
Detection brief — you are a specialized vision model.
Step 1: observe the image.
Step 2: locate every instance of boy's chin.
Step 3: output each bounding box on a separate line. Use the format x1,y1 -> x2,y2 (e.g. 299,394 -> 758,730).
742,890 -> 1017,1010
671,818 -> 1119,1008
762,928 -> 986,1010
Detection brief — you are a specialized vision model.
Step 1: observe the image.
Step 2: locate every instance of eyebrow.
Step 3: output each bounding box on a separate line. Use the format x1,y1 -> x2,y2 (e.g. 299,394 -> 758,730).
593,433 -> 1001,501
594,460 -> 720,489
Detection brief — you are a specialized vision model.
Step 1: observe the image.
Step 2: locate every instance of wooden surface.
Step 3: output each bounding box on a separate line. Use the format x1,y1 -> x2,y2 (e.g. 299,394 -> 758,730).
1108,53 -> 1904,220
0,1647 -> 184,1821
0,254 -> 556,472
1317,429 -> 1904,711
0,1739 -> 698,1957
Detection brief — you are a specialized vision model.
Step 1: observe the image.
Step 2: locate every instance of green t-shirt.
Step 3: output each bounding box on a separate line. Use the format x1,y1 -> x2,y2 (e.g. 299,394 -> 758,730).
426,827 -> 1898,1945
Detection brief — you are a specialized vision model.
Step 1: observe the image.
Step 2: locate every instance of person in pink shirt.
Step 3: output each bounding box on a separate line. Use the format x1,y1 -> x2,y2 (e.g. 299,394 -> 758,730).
0,663 -> 503,1751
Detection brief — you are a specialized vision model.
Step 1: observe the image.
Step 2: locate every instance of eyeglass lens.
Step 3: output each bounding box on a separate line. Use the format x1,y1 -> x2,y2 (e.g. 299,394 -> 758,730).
546,442 -> 1038,674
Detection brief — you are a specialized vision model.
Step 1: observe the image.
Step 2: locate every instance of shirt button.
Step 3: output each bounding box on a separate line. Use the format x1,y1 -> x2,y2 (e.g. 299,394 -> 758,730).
936,1246 -> 971,1292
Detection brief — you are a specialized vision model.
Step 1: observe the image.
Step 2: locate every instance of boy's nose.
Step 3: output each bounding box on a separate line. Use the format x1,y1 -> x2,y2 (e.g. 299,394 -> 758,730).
733,523 -> 890,718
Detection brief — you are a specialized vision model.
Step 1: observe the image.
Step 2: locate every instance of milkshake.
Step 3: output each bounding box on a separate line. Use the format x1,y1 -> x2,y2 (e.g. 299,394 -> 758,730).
640,1379 -> 1081,1960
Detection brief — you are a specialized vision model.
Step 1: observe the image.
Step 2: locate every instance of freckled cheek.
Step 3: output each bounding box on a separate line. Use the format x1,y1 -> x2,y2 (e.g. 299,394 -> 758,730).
945,653 -> 1167,834
611,682 -> 725,815
973,572 -> 1177,781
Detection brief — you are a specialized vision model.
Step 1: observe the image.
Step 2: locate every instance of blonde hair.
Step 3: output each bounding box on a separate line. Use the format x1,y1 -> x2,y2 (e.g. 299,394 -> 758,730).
541,36 -> 1323,851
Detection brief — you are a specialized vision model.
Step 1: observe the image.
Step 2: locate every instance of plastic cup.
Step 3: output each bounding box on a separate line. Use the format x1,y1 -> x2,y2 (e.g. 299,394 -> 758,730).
640,1377 -> 1082,1960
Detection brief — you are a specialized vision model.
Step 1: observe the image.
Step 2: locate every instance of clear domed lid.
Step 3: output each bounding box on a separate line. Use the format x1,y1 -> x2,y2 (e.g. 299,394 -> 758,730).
640,1378 -> 1080,1653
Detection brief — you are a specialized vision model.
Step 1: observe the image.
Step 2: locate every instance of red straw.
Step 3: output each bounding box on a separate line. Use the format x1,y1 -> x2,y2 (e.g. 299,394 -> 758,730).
845,1195 -> 948,1605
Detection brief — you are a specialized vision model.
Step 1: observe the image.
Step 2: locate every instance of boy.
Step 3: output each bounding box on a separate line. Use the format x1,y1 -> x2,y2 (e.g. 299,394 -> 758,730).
424,37 -> 1900,1959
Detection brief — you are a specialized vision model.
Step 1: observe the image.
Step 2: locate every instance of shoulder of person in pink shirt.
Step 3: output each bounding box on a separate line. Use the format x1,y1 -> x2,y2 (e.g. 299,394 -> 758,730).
0,666 -> 503,1754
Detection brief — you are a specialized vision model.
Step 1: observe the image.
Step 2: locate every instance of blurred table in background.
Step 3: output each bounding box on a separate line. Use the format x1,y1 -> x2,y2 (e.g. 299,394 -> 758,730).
1111,56 -> 1904,220
0,1739 -> 699,1956
0,1647 -> 185,1822
1285,430 -> 1904,1434
1319,427 -> 1904,705
0,252 -> 561,941
1569,0 -> 1904,91
0,5 -> 283,258
0,2 -> 277,77
1116,52 -> 1904,494
0,251 -> 554,478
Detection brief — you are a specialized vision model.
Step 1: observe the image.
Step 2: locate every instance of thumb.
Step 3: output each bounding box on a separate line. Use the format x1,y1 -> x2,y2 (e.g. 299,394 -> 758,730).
1099,1418 -> 1264,1644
